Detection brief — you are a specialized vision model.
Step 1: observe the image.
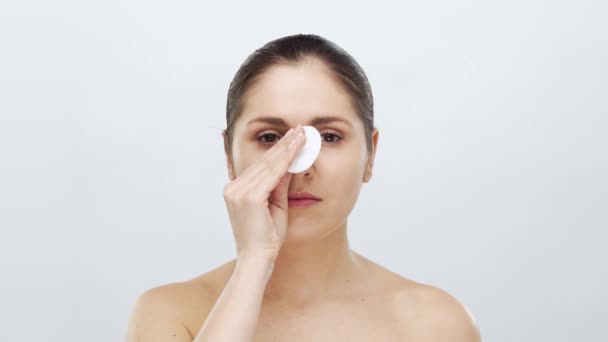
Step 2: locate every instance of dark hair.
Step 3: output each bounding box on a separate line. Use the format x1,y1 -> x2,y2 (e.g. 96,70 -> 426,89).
223,33 -> 374,159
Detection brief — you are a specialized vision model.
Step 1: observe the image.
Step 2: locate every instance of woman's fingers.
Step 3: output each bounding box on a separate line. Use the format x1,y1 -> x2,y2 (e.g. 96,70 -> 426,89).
229,126 -> 294,188
248,126 -> 297,182
255,129 -> 306,196
234,124 -> 303,199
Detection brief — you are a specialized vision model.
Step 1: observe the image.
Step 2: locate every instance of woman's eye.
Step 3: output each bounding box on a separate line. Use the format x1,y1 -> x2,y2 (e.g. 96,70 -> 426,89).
257,132 -> 342,145
321,133 -> 342,143
257,133 -> 281,144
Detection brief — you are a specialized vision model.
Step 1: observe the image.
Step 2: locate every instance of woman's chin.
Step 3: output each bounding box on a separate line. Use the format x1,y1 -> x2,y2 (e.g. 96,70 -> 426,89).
282,225 -> 323,245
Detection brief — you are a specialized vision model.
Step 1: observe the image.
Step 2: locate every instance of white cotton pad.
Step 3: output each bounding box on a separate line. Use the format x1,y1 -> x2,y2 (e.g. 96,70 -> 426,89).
288,125 -> 321,174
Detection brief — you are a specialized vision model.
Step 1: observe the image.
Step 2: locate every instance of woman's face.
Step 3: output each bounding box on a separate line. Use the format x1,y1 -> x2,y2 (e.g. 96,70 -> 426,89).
225,57 -> 378,243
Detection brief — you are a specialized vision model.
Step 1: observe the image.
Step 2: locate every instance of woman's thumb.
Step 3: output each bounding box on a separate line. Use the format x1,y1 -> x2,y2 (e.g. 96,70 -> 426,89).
268,172 -> 292,219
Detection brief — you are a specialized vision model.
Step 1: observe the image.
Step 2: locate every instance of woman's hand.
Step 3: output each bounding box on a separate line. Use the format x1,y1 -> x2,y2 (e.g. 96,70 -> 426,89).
223,124 -> 306,261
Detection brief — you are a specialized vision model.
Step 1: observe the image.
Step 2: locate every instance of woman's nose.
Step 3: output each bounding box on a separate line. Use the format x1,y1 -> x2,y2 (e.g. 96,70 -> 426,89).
288,125 -> 321,174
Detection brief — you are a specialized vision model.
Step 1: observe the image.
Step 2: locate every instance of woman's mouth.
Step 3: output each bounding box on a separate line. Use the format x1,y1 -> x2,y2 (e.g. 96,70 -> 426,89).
287,198 -> 321,208
287,191 -> 321,208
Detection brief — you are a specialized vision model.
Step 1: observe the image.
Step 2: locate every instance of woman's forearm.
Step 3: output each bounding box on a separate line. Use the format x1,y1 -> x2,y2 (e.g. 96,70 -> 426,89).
193,255 -> 275,342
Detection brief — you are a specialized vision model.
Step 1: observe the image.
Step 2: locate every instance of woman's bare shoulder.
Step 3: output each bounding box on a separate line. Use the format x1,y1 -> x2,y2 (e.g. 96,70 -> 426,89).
137,263 -> 230,310
354,254 -> 481,341
126,281 -> 207,341
389,278 -> 481,341
127,259 -> 237,340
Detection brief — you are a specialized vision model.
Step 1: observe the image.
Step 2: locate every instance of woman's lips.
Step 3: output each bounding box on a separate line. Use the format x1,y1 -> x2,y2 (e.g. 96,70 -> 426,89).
288,198 -> 320,208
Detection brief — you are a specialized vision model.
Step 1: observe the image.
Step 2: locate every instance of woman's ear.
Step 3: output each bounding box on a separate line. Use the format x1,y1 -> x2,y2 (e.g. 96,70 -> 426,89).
222,129 -> 236,181
226,157 -> 236,181
363,128 -> 379,183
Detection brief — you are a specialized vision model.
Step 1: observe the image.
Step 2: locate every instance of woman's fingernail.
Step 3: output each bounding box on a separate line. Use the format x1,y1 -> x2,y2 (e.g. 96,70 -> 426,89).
289,135 -> 299,150
289,131 -> 304,150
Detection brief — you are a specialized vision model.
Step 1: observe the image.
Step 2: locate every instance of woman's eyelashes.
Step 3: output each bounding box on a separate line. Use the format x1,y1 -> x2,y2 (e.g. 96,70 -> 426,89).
321,132 -> 342,143
256,131 -> 342,145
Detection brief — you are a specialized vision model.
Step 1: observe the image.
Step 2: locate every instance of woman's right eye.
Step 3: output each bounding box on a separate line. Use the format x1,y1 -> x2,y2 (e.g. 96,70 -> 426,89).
257,133 -> 281,144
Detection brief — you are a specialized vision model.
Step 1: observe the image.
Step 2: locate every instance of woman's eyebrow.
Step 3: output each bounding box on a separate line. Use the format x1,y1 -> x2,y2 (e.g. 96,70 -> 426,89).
246,115 -> 353,128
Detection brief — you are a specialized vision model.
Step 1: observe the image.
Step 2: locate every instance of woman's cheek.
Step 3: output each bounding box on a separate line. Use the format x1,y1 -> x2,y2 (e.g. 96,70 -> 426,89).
233,144 -> 262,175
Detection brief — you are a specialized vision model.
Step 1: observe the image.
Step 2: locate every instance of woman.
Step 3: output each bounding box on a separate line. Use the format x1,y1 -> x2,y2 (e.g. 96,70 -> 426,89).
126,33 -> 481,341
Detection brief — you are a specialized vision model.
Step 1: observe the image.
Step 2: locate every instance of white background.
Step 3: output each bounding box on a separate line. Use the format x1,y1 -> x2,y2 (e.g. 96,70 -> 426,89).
1,1 -> 606,341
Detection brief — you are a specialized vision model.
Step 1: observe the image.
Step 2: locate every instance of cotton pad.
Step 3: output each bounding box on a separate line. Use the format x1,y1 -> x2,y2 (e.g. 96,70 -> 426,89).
288,125 -> 321,174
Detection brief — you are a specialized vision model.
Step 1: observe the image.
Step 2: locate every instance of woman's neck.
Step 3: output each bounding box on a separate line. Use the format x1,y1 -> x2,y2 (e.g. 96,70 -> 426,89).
261,222 -> 364,307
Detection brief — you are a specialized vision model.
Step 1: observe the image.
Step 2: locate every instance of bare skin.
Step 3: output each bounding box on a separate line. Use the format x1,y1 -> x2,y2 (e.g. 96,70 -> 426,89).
126,57 -> 481,341
127,251 -> 481,341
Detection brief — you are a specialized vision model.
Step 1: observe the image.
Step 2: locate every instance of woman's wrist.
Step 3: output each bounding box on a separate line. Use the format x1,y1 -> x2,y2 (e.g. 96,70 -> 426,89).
236,250 -> 277,277
238,248 -> 279,263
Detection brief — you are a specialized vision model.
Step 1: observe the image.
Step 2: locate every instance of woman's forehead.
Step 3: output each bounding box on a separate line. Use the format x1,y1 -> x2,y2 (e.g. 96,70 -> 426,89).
234,59 -> 361,132
242,62 -> 355,113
